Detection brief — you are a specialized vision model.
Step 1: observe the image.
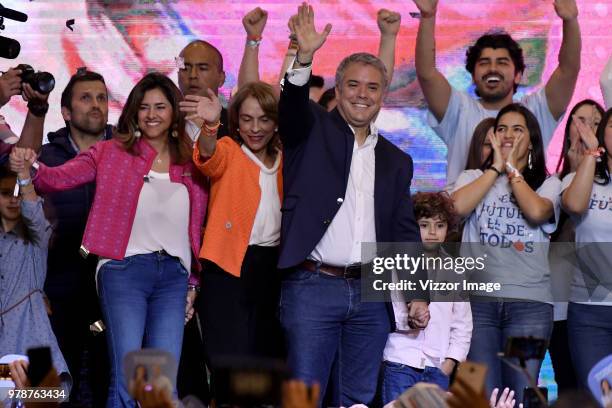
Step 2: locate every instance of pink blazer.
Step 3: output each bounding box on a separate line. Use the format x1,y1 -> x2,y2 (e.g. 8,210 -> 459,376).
33,138 -> 208,284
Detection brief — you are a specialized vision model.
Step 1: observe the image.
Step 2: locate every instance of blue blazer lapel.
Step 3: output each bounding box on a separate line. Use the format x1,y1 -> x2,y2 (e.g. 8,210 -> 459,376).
374,139 -> 392,238
330,108 -> 354,190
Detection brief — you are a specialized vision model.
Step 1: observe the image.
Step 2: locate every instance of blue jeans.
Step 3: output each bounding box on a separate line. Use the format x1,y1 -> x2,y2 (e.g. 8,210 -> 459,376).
468,301 -> 553,403
97,252 -> 188,408
380,361 -> 449,405
567,302 -> 612,388
279,268 -> 390,406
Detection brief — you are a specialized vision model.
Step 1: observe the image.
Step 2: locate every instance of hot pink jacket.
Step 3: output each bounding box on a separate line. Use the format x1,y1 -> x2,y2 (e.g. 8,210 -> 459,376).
32,138 -> 208,284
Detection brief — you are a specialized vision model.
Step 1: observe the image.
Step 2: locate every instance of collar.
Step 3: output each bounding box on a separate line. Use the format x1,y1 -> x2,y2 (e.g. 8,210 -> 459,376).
241,144 -> 282,175
347,122 -> 379,149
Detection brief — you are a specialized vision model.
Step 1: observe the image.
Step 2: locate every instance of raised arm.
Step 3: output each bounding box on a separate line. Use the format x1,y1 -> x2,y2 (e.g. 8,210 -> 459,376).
279,3 -> 331,148
600,56 -> 612,109
544,0 -> 581,120
16,83 -> 50,152
10,147 -> 51,247
413,0 -> 451,122
561,116 -> 599,215
180,89 -> 222,158
237,7 -> 268,89
377,9 -> 401,86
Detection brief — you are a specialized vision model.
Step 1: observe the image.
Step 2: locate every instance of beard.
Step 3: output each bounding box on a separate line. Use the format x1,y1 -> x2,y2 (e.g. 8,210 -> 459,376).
70,112 -> 107,137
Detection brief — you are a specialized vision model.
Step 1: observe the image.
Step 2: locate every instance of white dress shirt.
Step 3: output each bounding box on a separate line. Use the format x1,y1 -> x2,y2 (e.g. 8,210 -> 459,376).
286,62 -> 378,266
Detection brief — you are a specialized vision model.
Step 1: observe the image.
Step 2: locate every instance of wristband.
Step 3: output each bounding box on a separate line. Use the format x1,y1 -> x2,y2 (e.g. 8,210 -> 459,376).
201,120 -> 221,133
295,54 -> 312,68
585,147 -> 604,158
246,38 -> 262,48
27,100 -> 49,117
505,162 -> 521,180
488,166 -> 502,176
247,34 -> 262,41
17,177 -> 32,187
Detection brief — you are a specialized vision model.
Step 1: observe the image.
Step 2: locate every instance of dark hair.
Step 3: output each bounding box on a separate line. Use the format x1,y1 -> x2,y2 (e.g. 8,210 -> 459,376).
0,164 -> 16,182
466,117 -> 496,170
61,70 -> 107,111
413,191 -> 458,232
494,103 -> 548,190
594,108 -> 612,185
465,31 -> 525,94
115,72 -> 192,164
310,75 -> 325,89
228,82 -> 279,156
555,99 -> 605,179
318,87 -> 336,111
181,40 -> 224,72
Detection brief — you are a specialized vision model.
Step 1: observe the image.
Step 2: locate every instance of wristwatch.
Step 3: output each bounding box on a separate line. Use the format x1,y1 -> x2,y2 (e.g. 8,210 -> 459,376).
17,177 -> 32,187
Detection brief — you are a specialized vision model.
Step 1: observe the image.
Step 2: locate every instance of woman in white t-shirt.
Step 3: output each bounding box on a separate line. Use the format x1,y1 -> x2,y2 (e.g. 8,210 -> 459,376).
452,103 -> 560,402
561,108 -> 612,388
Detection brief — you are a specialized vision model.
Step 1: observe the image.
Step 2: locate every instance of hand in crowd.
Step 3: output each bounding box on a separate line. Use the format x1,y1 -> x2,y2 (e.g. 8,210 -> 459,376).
489,132 -> 505,173
243,7 -> 268,39
179,89 -> 222,129
10,147 -> 37,179
572,113 -> 600,151
288,2 -> 332,63
553,0 -> 579,21
377,9 -> 401,37
412,0 -> 439,19
282,380 -> 320,408
489,387 -> 523,408
21,82 -> 50,104
185,290 -> 196,324
9,359 -> 29,389
447,376 -> 489,408
407,300 -> 430,329
0,68 -> 22,107
132,382 -> 174,408
504,132 -> 525,173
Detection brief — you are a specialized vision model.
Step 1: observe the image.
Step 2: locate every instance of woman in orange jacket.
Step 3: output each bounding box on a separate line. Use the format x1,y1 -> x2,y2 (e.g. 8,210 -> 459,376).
182,81 -> 284,370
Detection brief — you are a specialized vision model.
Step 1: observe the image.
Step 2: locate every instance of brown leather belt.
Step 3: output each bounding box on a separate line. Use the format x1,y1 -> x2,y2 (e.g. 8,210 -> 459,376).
300,259 -> 370,279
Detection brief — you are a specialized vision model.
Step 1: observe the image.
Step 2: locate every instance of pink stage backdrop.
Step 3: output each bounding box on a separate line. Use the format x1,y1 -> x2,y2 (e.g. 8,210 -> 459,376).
1,0 -> 610,189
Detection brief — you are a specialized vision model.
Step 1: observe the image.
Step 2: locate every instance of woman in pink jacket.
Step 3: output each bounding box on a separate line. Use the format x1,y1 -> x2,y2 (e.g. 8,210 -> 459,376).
12,73 -> 208,408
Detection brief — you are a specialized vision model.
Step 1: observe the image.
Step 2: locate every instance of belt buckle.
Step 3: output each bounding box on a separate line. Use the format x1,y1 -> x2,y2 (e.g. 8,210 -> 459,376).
344,262 -> 360,278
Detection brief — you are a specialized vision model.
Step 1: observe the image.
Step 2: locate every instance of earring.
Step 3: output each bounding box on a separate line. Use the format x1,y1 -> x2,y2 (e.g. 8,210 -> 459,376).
134,128 -> 142,138
171,123 -> 178,138
275,127 -> 279,132
528,150 -> 533,170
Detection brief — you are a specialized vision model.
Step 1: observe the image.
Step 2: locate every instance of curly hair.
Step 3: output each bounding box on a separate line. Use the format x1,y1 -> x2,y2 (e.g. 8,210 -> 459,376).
412,191 -> 458,232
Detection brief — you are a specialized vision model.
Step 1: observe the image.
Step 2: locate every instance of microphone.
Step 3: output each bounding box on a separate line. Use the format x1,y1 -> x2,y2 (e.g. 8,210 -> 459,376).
0,36 -> 20,59
0,5 -> 28,22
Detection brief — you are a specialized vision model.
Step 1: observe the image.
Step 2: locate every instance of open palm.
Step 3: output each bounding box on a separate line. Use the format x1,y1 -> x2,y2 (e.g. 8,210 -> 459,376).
289,2 -> 332,60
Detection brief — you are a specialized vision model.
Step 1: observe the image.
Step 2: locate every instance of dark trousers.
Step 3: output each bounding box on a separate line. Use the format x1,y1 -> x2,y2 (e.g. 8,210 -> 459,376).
48,292 -> 109,407
548,319 -> 578,393
199,246 -> 284,388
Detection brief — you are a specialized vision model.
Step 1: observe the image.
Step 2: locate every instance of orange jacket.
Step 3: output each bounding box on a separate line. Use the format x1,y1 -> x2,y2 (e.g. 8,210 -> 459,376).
193,137 -> 282,277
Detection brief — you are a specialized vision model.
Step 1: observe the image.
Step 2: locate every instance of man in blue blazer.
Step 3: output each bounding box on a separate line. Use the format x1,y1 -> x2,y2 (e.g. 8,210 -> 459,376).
278,3 -> 430,405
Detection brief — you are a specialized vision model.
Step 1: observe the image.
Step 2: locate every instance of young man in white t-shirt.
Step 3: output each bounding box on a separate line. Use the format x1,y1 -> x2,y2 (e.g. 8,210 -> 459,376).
411,0 -> 582,189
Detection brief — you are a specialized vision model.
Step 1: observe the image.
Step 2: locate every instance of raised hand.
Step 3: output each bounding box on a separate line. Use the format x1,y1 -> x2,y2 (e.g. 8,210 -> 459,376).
179,89 -> 222,128
554,0 -> 578,21
288,2 -> 332,63
377,9 -> 401,37
0,68 -> 22,107
505,132 -> 525,172
243,7 -> 268,39
489,387 -> 522,408
489,132 -> 505,173
412,0 -> 438,18
573,113 -> 600,151
22,82 -> 50,103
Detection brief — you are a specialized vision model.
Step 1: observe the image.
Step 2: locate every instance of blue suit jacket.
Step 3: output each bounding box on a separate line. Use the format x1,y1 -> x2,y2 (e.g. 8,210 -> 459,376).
278,77 -> 422,270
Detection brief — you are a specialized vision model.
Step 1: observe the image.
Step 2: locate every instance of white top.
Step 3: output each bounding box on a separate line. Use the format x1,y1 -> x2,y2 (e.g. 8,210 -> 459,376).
561,172 -> 612,305
428,87 -> 560,190
385,259 -> 473,368
287,62 -> 378,266
97,170 -> 191,274
241,144 -> 282,246
454,171 -> 561,301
